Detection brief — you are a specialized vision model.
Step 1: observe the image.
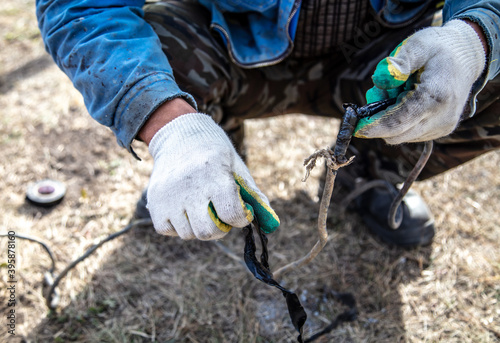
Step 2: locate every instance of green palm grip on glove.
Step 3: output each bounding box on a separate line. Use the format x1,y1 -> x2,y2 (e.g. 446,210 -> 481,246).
372,40 -> 409,89
234,174 -> 280,233
354,40 -> 419,137
208,174 -> 280,234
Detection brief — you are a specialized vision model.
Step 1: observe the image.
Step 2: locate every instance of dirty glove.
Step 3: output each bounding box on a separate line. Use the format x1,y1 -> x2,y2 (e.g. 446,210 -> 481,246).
354,19 -> 486,144
147,113 -> 280,240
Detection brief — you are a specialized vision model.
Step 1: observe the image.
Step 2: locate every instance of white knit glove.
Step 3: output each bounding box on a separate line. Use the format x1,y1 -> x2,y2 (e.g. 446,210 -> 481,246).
147,113 -> 279,240
354,20 -> 486,144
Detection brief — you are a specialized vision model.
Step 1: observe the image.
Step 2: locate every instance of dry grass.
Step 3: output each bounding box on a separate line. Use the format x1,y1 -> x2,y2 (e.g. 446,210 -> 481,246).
1,1 -> 499,342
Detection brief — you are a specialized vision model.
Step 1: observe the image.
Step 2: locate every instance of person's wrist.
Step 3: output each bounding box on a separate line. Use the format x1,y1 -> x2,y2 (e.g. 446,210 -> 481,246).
462,19 -> 489,56
138,98 -> 197,145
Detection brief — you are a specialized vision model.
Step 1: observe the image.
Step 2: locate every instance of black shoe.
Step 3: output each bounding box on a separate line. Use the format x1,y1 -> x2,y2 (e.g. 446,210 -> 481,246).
134,189 -> 151,220
355,185 -> 435,247
329,144 -> 435,247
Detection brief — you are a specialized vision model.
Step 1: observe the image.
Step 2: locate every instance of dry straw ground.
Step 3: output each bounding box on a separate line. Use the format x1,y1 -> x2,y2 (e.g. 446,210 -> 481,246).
1,1 -> 499,342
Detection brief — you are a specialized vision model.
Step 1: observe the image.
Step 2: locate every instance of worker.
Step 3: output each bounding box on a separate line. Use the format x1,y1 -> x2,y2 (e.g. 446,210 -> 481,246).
36,0 -> 499,247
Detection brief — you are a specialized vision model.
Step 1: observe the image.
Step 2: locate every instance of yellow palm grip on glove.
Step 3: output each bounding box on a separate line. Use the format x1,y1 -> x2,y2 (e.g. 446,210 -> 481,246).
208,173 -> 280,234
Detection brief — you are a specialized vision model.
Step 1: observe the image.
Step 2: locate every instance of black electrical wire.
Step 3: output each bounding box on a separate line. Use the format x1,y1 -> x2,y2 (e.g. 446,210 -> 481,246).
0,218 -> 153,309
45,218 -> 153,308
0,232 -> 56,274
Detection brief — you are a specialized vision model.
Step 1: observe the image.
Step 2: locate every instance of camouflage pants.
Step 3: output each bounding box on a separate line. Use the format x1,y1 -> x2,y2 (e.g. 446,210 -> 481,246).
144,1 -> 500,182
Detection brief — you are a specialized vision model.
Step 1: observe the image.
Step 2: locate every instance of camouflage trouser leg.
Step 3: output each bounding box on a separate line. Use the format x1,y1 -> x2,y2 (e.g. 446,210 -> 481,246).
144,1 -> 500,181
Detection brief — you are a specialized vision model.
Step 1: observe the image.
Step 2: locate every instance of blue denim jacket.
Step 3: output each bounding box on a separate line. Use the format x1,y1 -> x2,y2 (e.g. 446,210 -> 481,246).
36,0 -> 500,156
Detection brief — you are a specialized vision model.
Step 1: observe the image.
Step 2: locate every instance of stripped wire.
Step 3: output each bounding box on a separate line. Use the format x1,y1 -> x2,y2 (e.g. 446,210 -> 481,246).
273,98 -> 405,277
273,148 -> 354,278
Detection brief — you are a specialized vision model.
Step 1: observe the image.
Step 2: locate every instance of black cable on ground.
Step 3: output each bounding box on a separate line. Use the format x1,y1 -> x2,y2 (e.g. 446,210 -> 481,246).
0,232 -> 56,274
0,218 -> 153,309
2,217 -> 356,341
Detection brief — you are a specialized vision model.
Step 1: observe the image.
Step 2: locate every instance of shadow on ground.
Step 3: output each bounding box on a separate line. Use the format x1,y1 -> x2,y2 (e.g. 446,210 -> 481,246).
0,55 -> 54,94
23,188 -> 432,342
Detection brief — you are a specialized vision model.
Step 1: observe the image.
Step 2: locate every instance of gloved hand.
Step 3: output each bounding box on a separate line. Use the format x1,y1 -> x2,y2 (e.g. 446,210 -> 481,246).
354,20 -> 486,144
147,113 -> 279,240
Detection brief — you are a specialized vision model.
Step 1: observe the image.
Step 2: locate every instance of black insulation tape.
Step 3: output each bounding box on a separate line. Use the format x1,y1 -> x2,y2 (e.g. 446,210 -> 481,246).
243,222 -> 307,342
243,219 -> 358,342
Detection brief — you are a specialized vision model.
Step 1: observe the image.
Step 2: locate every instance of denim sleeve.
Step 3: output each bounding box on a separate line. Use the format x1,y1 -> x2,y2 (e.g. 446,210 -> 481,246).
444,0 -> 500,82
36,0 -> 196,157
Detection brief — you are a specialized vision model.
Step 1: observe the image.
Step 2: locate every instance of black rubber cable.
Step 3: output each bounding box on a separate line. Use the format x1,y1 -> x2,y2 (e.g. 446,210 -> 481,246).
0,218 -> 153,309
